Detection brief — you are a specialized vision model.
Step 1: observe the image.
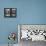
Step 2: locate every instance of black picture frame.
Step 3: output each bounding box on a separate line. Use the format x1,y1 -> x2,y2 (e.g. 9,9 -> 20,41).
4,8 -> 17,18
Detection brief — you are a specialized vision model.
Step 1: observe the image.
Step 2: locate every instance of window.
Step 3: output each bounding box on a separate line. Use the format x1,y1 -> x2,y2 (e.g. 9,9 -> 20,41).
4,8 -> 17,17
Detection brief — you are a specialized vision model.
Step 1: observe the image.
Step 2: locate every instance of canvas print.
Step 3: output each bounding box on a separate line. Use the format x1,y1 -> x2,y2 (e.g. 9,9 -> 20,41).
18,24 -> 46,46
19,25 -> 46,41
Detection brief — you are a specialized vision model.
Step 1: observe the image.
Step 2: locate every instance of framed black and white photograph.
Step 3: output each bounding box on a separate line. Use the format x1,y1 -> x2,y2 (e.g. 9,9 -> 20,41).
4,8 -> 17,18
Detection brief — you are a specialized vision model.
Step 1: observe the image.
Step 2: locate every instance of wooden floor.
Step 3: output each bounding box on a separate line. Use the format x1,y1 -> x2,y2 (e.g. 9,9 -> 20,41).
19,40 -> 46,46
0,40 -> 46,46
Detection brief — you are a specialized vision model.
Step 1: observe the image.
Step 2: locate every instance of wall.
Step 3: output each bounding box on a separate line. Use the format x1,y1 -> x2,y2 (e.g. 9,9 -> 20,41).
0,0 -> 46,44
19,0 -> 46,24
